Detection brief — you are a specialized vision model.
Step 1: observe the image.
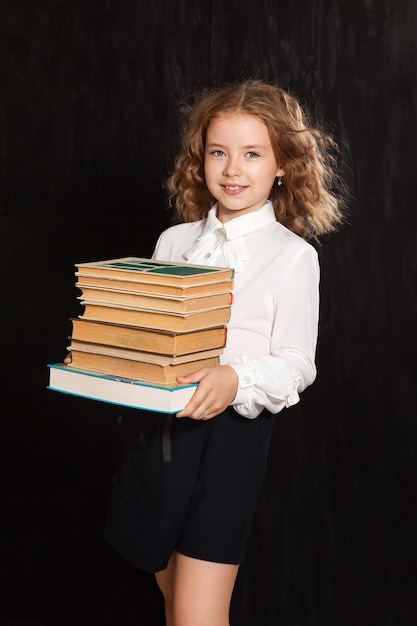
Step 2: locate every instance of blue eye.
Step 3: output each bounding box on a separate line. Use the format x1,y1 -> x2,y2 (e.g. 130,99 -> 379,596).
246,151 -> 259,158
211,150 -> 225,157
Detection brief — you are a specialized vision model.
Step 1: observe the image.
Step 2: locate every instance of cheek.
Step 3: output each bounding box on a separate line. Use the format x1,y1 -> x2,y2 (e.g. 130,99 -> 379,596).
203,163 -> 216,194
204,160 -> 218,183
268,162 -> 281,181
256,164 -> 278,186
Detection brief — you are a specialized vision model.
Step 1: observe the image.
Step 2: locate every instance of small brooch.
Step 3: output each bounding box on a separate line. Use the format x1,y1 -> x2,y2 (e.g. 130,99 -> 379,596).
214,228 -> 227,248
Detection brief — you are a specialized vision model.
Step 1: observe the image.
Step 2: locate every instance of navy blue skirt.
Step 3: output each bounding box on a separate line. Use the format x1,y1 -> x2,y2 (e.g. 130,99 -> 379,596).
103,406 -> 275,573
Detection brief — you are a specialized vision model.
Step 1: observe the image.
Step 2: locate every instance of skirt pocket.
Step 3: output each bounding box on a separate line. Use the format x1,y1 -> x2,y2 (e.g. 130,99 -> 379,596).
111,412 -> 158,505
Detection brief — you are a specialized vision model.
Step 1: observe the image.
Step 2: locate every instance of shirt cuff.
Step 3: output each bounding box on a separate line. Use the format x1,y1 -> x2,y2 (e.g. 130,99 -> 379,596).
229,356 -> 302,418
230,361 -> 257,405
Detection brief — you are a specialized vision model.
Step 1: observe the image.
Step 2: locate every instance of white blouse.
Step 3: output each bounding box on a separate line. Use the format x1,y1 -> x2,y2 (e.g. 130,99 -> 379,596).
152,201 -> 320,419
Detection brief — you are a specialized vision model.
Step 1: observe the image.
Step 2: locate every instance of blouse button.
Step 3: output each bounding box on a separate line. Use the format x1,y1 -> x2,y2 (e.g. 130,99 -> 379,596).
244,376 -> 252,384
205,253 -> 211,258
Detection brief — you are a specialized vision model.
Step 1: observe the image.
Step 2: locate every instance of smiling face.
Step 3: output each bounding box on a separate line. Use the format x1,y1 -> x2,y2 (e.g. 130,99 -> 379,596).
204,113 -> 284,223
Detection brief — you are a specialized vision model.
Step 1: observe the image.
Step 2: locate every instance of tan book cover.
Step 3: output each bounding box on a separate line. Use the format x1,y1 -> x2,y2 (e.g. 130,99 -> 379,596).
70,318 -> 228,356
76,284 -> 233,313
75,273 -> 234,297
67,339 -> 224,364
68,349 -> 219,384
79,301 -> 231,332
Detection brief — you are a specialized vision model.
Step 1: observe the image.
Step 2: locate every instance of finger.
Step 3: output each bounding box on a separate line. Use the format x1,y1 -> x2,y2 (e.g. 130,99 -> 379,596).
176,369 -> 207,384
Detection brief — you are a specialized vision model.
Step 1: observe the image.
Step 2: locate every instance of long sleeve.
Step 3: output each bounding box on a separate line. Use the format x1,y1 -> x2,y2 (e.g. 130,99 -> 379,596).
228,246 -> 319,418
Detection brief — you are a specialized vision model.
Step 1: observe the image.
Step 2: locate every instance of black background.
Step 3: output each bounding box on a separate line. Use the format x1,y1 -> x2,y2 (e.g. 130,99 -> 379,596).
1,1 -> 416,624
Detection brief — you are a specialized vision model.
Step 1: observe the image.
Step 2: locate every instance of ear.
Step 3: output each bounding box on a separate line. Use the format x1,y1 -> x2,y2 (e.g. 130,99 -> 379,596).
276,166 -> 285,177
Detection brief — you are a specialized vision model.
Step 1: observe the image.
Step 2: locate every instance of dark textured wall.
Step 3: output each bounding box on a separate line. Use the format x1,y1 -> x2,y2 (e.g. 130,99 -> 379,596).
1,1 -> 416,624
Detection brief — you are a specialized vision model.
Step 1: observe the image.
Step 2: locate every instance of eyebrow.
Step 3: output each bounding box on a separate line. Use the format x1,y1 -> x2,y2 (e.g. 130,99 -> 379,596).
205,142 -> 267,150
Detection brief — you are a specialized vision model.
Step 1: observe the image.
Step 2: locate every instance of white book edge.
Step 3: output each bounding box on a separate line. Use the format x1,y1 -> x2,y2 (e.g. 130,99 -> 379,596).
47,363 -> 197,414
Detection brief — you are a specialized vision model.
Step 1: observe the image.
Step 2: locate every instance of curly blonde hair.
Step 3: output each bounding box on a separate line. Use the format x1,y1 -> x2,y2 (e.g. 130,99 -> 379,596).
166,79 -> 345,240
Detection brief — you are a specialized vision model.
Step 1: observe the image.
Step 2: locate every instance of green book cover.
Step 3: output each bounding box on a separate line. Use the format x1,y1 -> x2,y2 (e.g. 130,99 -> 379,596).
75,257 -> 234,286
75,257 -> 234,282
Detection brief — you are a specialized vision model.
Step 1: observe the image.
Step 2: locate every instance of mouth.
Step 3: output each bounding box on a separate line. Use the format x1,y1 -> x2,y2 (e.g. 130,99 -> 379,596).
221,184 -> 246,193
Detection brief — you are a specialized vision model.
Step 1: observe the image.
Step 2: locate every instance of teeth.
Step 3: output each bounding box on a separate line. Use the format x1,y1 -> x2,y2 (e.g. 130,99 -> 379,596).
224,185 -> 240,190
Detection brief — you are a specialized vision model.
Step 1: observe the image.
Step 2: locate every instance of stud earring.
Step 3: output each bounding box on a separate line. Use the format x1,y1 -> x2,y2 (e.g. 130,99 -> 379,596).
276,176 -> 283,186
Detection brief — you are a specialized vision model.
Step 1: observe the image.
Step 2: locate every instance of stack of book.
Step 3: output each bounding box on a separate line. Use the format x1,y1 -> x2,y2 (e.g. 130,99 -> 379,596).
48,257 -> 234,413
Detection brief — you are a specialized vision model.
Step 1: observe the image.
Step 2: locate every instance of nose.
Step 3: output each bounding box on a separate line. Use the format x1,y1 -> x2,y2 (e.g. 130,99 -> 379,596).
223,156 -> 241,177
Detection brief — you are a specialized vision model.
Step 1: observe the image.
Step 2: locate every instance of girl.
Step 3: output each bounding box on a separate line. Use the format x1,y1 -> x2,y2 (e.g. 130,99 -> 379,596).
102,79 -> 344,626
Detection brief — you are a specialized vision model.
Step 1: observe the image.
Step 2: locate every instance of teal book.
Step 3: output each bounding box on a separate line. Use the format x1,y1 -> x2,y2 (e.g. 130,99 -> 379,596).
47,363 -> 197,414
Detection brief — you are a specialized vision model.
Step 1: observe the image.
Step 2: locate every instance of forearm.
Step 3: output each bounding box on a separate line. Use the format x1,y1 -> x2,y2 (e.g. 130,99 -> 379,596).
229,349 -> 316,418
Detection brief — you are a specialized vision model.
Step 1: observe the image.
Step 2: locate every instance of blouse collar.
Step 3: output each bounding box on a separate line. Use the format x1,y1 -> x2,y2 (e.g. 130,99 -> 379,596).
184,201 -> 277,271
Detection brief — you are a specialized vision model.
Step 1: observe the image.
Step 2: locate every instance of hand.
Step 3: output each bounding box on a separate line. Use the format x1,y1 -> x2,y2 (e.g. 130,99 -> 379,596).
175,365 -> 238,421
63,352 -> 72,364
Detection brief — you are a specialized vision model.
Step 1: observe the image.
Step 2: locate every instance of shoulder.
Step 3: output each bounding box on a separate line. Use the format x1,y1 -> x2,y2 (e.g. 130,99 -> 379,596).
257,221 -> 320,284
267,223 -> 320,286
269,221 -> 318,261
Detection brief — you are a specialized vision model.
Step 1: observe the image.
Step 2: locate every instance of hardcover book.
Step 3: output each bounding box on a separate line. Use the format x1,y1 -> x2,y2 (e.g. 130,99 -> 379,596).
76,284 -> 233,313
47,363 -> 198,413
70,318 -> 228,355
75,257 -> 234,286
79,301 -> 231,332
75,273 -> 234,297
68,340 -> 224,364
67,340 -> 221,384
